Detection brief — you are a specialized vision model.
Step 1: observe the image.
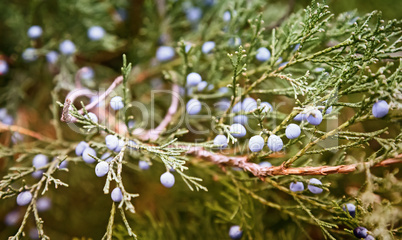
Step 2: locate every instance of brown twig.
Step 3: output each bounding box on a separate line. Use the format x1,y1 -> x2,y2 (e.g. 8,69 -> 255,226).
0,122 -> 53,142
187,147 -> 402,176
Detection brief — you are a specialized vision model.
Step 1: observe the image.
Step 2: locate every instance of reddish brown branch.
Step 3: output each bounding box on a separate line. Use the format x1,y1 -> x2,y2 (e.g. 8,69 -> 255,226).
187,147 -> 402,176
0,123 -> 53,142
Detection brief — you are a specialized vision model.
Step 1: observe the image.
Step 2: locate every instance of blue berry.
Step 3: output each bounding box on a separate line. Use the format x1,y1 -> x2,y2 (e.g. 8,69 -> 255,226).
325,106 -> 332,115
233,115 -> 248,125
307,178 -> 323,194
185,43 -> 192,53
156,46 -> 175,62
216,99 -> 231,111
249,135 -> 264,152
114,139 -> 125,152
289,182 -> 304,192
101,152 -> 113,162
260,102 -> 273,112
22,48 -> 38,62
259,161 -> 272,168
293,43 -> 300,51
36,197 -> 51,212
365,235 -> 375,240
232,102 -> 242,113
197,81 -> 208,91
242,97 -> 257,112
267,135 -> 283,152
105,135 -> 119,151
95,161 -> 109,177
111,187 -> 123,202
139,160 -> 150,170
160,172 -> 175,188
186,99 -> 202,115
32,170 -> 44,179
33,154 -> 48,169
307,109 -> 323,125
4,210 -> 20,226
218,87 -> 229,94
223,11 -> 231,22
59,40 -> 76,55
85,112 -> 98,123
353,227 -> 368,238
82,147 -> 96,164
88,26 -> 105,40
59,160 -> 68,169
80,67 -> 94,80
128,140 -> 137,150
186,7 -> 202,23
230,123 -> 246,138
294,113 -> 307,121
0,60 -> 9,75
27,25 -> 42,39
278,61 -> 288,68
343,203 -> 356,218
2,114 -> 14,125
202,41 -> 215,54
214,135 -> 228,149
45,51 -> 59,64
372,100 -> 389,118
285,124 -> 301,139
229,225 -> 243,240
110,96 -> 124,110
256,47 -> 271,62
75,141 -> 89,156
16,191 -> 32,206
186,72 -> 202,87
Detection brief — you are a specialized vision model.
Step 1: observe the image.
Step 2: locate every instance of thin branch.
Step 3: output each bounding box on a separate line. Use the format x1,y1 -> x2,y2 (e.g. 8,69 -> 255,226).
187,147 -> 402,176
0,122 -> 53,142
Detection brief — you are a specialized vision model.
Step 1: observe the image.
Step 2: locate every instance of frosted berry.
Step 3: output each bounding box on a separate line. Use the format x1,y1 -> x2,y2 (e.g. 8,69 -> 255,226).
101,152 -> 113,162
186,7 -> 202,23
110,96 -> 124,110
259,161 -> 272,168
285,124 -> 301,139
139,160 -> 150,170
32,170 -> 44,179
111,187 -> 123,202
59,160 -> 68,169
45,51 -> 59,64
114,139 -> 125,152
105,135 -> 119,151
256,47 -> 271,62
232,102 -> 242,113
82,147 -> 96,164
22,48 -> 38,62
249,135 -> 264,152
228,37 -> 241,47
75,141 -> 89,156
294,113 -> 307,121
156,46 -> 175,62
186,99 -> 202,115
4,210 -> 20,226
216,99 -> 231,111
59,40 -> 76,55
233,115 -> 248,125
95,161 -> 109,177
372,100 -> 389,118
223,11 -> 231,22
260,102 -> 273,112
343,203 -> 356,218
230,124 -> 246,138
214,134 -> 228,149
353,227 -> 368,238
290,182 -> 304,192
85,112 -> 98,123
202,41 -> 215,54
160,172 -> 175,188
186,72 -> 202,87
36,197 -> 51,212
242,97 -> 257,112
33,154 -> 48,169
16,191 -> 32,206
88,26 -> 105,40
365,235 -> 375,240
307,109 -> 323,125
307,178 -> 323,194
27,25 -> 42,39
0,60 -> 9,75
229,225 -> 243,240
197,81 -> 208,91
267,135 -> 283,152
80,67 -> 94,80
